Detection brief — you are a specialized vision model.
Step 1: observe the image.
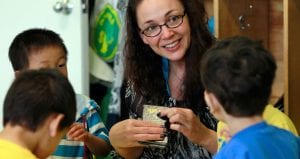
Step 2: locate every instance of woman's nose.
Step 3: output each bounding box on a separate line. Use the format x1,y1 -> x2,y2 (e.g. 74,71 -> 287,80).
160,25 -> 175,39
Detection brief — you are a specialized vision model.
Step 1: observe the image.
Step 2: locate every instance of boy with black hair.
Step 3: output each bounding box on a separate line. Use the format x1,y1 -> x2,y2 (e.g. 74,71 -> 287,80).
0,69 -> 76,159
8,28 -> 111,158
200,36 -> 300,159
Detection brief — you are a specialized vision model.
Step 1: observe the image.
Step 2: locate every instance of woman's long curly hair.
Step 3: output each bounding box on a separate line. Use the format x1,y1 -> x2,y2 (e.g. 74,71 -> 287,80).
124,0 -> 215,109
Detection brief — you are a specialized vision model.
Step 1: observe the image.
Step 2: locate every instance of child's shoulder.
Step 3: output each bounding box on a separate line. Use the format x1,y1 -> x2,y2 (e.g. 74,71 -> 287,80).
76,94 -> 100,113
263,104 -> 298,135
76,94 -> 90,104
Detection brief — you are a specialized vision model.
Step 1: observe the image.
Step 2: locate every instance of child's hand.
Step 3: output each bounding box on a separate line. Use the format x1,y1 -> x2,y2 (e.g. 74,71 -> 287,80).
67,122 -> 89,142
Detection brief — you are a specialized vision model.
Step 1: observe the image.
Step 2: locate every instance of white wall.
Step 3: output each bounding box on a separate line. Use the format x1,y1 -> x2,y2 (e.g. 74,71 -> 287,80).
0,0 -> 89,130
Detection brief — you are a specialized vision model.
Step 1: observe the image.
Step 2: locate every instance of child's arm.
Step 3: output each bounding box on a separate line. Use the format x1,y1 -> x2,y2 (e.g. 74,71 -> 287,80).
67,123 -> 112,156
84,130 -> 112,156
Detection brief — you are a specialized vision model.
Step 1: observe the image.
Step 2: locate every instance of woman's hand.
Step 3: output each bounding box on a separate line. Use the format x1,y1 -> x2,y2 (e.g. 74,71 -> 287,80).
159,108 -> 217,153
110,119 -> 165,148
109,119 -> 166,158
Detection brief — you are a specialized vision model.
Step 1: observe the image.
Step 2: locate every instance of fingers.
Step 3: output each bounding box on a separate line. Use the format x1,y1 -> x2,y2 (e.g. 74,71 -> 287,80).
159,108 -> 194,127
110,119 -> 167,148
126,120 -> 166,140
132,125 -> 166,134
132,119 -> 164,127
68,123 -> 84,134
158,108 -> 202,139
67,123 -> 87,141
134,133 -> 166,142
133,128 -> 167,147
159,107 -> 193,118
159,108 -> 215,147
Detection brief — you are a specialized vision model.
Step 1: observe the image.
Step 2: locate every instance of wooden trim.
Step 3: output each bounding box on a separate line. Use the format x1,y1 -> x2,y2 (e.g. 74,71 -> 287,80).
284,0 -> 300,131
283,0 -> 289,114
214,0 -> 220,38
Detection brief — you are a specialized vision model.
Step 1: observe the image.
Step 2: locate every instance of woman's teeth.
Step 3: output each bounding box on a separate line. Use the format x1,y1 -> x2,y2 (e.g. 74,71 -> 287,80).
165,41 -> 178,48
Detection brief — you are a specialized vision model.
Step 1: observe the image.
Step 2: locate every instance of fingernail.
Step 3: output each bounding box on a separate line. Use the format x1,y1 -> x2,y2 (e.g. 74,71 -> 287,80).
138,141 -> 144,145
159,115 -> 168,121
160,133 -> 166,138
163,129 -> 168,134
165,121 -> 170,129
157,112 -> 161,117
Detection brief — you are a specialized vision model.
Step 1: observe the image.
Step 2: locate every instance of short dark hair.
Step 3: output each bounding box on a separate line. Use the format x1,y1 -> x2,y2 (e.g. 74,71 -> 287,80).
8,28 -> 68,71
3,69 -> 76,131
201,36 -> 277,117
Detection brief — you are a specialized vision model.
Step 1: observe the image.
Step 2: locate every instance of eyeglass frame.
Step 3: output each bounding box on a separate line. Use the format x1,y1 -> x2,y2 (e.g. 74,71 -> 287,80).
140,11 -> 186,37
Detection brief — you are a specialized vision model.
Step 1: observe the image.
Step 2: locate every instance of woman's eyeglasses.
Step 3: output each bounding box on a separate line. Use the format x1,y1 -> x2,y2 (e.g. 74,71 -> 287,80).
141,12 -> 186,37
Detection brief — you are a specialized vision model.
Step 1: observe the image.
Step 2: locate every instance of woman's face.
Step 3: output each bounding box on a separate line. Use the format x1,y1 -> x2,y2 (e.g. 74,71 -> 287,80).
136,0 -> 191,62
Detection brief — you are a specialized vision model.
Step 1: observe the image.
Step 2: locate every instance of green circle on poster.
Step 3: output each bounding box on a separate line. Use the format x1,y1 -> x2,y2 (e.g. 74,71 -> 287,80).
94,4 -> 121,62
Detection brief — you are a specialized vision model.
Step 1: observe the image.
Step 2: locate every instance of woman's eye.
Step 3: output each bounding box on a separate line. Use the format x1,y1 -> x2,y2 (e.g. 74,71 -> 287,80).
58,64 -> 65,68
169,15 -> 180,23
145,25 -> 158,32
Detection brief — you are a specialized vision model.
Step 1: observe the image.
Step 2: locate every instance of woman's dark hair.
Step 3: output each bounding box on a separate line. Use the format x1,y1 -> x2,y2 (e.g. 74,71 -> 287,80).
124,0 -> 214,110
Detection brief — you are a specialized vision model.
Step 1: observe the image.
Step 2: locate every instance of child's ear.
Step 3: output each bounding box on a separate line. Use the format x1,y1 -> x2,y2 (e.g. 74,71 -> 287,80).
204,90 -> 212,108
204,90 -> 220,114
49,114 -> 65,137
14,70 -> 20,77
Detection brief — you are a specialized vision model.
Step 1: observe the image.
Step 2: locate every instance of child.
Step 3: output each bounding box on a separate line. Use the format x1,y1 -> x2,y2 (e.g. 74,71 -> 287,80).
200,36 -> 300,159
217,103 -> 298,150
0,69 -> 77,159
8,28 -> 111,158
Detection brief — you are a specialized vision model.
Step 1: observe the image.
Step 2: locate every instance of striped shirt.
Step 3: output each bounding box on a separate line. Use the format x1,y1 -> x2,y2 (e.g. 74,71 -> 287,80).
51,94 -> 109,159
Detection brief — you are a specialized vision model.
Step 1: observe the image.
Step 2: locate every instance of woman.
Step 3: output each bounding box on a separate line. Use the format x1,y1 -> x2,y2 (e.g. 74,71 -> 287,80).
109,0 -> 217,158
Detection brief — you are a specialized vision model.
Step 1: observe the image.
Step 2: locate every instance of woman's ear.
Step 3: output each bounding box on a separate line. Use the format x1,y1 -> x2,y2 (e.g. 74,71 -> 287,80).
48,114 -> 65,137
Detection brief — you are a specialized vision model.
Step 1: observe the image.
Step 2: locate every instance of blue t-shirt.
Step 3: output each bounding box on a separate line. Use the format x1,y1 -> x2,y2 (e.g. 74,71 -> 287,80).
214,121 -> 300,159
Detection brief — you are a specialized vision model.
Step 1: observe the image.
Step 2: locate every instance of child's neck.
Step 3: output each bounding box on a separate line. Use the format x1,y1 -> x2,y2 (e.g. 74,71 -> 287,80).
0,125 -> 37,151
226,115 -> 263,136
